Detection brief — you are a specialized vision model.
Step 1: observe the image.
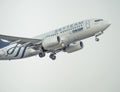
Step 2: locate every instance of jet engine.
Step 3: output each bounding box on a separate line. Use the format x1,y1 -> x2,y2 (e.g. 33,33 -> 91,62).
64,41 -> 84,53
42,36 -> 62,50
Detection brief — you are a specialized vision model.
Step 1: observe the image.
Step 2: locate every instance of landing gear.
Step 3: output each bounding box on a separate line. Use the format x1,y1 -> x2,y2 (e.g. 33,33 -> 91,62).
95,31 -> 103,42
39,52 -> 45,58
49,53 -> 56,60
95,37 -> 99,42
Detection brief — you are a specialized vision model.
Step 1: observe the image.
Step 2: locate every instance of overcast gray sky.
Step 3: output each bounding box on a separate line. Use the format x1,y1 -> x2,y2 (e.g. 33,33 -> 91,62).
0,0 -> 120,92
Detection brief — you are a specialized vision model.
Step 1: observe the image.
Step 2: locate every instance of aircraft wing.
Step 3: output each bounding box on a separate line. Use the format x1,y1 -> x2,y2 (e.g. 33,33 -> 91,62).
0,34 -> 42,45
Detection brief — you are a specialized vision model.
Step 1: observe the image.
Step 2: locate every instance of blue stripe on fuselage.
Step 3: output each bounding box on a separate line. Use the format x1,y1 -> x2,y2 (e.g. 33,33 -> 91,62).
20,45 -> 28,58
14,46 -> 22,57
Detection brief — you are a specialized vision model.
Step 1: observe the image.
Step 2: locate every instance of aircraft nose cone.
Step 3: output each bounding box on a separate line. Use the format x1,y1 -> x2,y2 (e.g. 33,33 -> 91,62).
105,21 -> 111,28
106,21 -> 111,27
98,20 -> 111,32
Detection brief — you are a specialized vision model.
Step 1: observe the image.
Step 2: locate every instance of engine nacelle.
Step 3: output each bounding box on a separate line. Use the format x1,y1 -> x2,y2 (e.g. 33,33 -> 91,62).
42,36 -> 61,50
64,41 -> 84,53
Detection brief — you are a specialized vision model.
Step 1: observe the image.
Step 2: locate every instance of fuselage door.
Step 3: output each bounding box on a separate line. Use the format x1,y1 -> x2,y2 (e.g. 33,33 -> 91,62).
86,20 -> 90,29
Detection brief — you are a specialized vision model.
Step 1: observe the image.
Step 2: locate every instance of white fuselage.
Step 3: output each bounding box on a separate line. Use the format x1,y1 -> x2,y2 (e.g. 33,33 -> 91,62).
0,19 -> 110,60
34,19 -> 109,44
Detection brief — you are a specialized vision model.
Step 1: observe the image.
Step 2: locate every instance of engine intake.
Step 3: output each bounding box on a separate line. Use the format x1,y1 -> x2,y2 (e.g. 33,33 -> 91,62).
64,41 -> 84,53
42,36 -> 61,50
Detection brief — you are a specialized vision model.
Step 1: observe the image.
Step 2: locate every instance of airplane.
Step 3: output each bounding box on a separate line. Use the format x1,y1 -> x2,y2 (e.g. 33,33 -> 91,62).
0,18 -> 111,60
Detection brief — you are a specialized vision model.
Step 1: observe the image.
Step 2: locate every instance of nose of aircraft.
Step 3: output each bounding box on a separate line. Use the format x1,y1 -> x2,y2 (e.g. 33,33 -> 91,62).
106,21 -> 111,27
100,20 -> 111,31
104,21 -> 111,28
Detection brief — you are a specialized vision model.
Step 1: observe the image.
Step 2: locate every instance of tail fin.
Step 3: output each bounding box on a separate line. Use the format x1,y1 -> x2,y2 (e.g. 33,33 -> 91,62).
0,39 -> 10,49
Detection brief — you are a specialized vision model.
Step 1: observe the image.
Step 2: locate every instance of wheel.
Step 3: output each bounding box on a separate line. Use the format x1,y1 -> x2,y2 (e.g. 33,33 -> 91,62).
95,38 -> 99,42
49,54 -> 56,60
51,55 -> 56,60
39,52 -> 45,58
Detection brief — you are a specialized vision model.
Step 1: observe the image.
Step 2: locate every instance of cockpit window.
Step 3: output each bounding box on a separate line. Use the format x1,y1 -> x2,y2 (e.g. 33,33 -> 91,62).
94,19 -> 103,22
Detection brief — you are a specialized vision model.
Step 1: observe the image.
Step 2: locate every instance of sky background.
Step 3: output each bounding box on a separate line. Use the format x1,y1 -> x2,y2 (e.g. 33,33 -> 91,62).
0,0 -> 120,92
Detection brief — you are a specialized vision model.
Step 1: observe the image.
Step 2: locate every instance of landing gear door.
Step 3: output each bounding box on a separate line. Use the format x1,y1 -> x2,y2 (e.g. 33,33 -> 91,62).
86,20 -> 90,29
